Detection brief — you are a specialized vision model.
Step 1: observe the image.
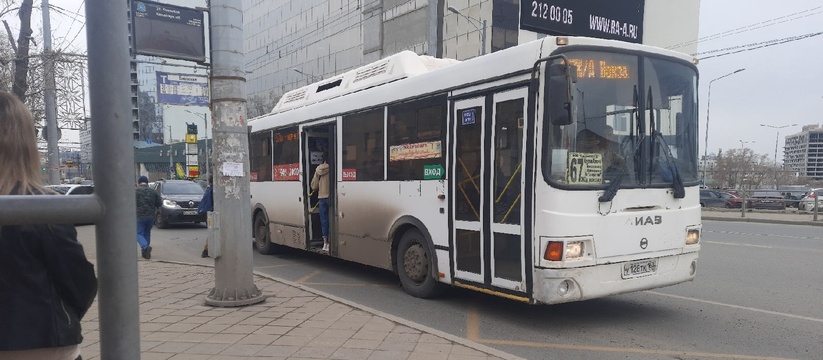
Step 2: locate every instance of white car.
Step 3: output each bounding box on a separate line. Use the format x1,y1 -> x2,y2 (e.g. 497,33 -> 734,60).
46,184 -> 95,195
798,188 -> 823,212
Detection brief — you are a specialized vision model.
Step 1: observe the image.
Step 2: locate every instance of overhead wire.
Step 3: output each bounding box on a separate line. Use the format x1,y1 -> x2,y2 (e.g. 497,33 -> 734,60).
666,6 -> 822,50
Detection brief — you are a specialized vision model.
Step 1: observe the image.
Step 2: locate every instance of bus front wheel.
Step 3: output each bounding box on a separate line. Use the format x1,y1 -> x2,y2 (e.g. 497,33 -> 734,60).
397,229 -> 445,298
254,212 -> 280,255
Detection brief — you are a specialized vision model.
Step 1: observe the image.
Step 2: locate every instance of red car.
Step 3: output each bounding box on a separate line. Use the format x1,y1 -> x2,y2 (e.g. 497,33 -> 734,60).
718,192 -> 743,208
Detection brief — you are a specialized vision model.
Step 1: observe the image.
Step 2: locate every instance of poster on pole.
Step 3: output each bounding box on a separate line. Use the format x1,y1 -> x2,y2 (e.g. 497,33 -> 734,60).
156,72 -> 209,106
131,1 -> 207,62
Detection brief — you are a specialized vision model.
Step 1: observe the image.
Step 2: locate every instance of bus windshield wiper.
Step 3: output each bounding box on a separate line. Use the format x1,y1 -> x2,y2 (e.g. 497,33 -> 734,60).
652,131 -> 685,198
599,135 -> 644,203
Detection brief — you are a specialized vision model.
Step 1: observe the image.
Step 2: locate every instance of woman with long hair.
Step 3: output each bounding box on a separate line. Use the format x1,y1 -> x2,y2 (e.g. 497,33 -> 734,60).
0,90 -> 98,360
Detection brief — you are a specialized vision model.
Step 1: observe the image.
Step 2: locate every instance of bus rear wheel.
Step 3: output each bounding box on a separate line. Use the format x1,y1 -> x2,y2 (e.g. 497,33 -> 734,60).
254,212 -> 280,255
397,229 -> 445,298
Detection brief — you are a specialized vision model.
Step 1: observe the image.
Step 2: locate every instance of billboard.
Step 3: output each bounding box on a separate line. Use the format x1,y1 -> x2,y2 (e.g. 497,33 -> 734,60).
520,0 -> 645,44
156,72 -> 209,106
132,1 -> 206,62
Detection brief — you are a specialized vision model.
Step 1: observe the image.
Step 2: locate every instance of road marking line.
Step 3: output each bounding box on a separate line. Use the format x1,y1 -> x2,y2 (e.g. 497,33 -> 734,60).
254,264 -> 293,269
295,270 -> 321,284
466,305 -> 480,342
646,291 -> 823,324
477,339 -> 797,360
704,241 -> 773,249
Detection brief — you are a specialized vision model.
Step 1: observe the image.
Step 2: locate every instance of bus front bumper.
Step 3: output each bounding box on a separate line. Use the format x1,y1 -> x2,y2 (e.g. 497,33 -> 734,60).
532,252 -> 699,305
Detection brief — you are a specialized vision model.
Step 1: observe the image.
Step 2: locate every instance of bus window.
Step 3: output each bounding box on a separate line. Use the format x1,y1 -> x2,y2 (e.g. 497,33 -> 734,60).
387,95 -> 446,180
250,131 -> 273,182
342,109 -> 384,181
273,126 -> 300,181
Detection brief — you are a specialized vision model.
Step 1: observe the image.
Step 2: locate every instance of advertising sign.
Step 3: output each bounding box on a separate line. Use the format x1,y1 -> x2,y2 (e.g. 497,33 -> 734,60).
132,1 -> 206,62
390,141 -> 442,161
157,72 -> 209,106
273,163 -> 300,181
520,0 -> 645,43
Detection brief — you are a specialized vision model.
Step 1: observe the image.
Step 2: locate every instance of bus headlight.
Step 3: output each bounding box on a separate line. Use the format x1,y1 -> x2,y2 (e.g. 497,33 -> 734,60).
686,228 -> 700,245
565,241 -> 584,259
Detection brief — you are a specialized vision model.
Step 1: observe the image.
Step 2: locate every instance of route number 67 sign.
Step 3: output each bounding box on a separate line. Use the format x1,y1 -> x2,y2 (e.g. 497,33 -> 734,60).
566,152 -> 603,185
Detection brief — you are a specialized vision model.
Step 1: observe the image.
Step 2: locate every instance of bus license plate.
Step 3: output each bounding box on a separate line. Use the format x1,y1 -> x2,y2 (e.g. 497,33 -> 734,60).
183,210 -> 198,215
622,259 -> 658,279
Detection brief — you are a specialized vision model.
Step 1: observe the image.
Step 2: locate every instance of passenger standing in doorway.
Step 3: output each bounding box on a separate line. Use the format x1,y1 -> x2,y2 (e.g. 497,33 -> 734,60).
311,153 -> 330,252
0,90 -> 98,360
135,176 -> 161,259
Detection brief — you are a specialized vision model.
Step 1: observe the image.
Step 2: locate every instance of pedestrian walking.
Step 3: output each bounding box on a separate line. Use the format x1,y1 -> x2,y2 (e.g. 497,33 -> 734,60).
0,90 -> 98,360
197,174 -> 213,258
136,175 -> 161,259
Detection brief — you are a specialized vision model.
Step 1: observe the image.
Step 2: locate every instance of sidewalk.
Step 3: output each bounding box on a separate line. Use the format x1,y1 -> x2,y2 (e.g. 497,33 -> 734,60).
79,260 -> 521,360
702,208 -> 823,226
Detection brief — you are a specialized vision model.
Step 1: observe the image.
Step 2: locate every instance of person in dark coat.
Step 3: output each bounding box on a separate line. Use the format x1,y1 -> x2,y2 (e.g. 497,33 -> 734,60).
0,90 -> 98,360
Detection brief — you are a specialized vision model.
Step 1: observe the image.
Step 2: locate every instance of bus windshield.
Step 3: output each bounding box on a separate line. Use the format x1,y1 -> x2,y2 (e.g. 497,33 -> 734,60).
544,50 -> 698,189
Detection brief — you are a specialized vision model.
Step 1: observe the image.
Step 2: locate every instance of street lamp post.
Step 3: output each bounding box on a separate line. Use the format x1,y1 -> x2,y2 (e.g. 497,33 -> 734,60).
293,68 -> 322,82
167,125 -> 173,178
760,123 -> 797,189
702,68 -> 745,186
447,6 -> 486,56
739,139 -> 755,150
184,109 -> 210,177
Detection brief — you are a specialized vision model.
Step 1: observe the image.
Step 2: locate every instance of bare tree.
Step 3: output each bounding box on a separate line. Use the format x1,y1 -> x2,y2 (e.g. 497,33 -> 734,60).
8,0 -> 32,102
138,89 -> 164,144
247,90 -> 281,118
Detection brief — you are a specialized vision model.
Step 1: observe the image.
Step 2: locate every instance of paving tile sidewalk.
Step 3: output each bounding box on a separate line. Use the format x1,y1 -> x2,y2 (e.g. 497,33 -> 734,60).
78,261 -> 521,360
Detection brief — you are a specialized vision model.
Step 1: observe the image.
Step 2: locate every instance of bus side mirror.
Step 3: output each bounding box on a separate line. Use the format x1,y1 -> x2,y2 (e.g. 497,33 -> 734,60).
548,63 -> 575,126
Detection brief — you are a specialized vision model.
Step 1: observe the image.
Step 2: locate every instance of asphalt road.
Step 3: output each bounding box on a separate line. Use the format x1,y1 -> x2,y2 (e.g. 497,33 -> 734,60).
76,220 -> 823,360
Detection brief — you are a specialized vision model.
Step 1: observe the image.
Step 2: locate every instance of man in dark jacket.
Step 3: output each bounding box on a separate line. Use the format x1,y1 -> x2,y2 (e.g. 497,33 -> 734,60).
136,176 -> 162,259
0,223 -> 97,356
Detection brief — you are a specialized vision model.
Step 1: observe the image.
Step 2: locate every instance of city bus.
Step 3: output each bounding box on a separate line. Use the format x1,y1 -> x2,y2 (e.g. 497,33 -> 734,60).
247,35 -> 701,304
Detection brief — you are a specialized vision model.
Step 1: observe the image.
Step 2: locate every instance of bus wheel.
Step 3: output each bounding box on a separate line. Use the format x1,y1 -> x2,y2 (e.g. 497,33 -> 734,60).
254,212 -> 279,255
397,229 -> 445,298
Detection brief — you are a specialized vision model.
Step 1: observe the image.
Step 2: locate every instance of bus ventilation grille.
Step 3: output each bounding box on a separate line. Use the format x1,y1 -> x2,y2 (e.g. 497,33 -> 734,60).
353,61 -> 389,83
283,88 -> 308,103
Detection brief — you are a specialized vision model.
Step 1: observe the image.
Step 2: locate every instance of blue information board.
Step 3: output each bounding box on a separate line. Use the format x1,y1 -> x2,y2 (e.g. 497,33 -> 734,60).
156,72 -> 209,106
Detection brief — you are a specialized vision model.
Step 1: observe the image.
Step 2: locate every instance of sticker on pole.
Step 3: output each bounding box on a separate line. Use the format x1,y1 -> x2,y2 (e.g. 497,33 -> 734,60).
565,152 -> 602,184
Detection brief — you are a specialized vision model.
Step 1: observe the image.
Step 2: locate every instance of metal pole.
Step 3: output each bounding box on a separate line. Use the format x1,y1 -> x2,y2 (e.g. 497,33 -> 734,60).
481,19 -> 486,55
86,0 -> 140,358
42,0 -> 60,185
204,113 -> 210,177
168,125 -> 173,178
701,69 -> 745,187
701,82 -> 713,186
206,0 -> 264,307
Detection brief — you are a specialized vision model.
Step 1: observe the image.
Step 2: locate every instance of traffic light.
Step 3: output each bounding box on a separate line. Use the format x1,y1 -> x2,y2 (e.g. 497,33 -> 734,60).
187,123 -> 198,135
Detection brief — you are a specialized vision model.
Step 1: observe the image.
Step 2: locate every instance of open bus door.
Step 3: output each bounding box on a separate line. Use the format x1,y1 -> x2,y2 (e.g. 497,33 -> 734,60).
301,122 -> 336,253
452,88 -> 529,295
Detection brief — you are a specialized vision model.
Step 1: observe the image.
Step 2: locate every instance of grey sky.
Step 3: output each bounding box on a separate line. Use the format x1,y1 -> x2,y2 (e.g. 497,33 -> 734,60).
694,0 -> 822,162
16,0 -> 823,160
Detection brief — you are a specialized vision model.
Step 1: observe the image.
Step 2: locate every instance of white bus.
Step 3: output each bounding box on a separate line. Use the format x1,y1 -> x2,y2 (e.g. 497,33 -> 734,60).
248,36 -> 701,304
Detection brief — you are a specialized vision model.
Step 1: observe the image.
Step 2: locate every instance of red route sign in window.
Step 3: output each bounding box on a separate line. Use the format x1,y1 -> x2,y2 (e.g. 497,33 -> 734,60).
273,163 -> 299,181
342,169 -> 357,181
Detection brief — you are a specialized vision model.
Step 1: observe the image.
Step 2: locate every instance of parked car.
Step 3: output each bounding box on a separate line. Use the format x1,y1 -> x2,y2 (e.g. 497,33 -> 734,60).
717,192 -> 743,208
46,184 -> 95,195
798,188 -> 823,212
154,179 -> 206,228
781,190 -> 807,208
748,190 -> 786,210
700,190 -> 731,208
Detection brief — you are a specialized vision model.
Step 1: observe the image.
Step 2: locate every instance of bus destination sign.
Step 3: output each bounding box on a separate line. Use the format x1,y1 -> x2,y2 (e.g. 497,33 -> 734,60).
520,0 -> 645,44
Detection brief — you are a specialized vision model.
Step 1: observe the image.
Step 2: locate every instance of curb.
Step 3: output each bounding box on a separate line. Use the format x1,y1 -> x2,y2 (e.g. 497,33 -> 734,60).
155,259 -> 525,360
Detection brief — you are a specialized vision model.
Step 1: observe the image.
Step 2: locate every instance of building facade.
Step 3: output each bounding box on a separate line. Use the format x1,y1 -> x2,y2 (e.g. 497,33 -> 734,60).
243,0 -> 701,114
784,124 -> 823,179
